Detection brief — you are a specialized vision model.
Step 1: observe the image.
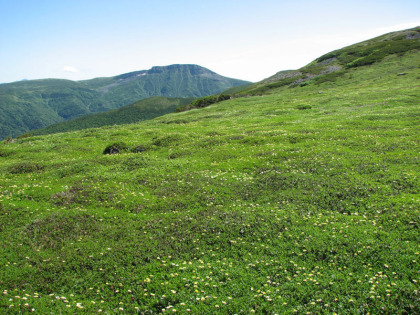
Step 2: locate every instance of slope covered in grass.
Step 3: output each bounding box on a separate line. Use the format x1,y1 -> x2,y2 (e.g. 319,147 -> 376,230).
233,27 -> 420,96
0,35 -> 419,313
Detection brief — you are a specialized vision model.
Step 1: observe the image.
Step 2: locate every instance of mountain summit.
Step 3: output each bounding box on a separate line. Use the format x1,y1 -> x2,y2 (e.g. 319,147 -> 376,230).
0,64 -> 249,139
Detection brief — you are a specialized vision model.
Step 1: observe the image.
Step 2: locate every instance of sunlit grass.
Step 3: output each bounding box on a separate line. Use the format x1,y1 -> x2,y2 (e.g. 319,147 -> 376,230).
0,51 -> 419,313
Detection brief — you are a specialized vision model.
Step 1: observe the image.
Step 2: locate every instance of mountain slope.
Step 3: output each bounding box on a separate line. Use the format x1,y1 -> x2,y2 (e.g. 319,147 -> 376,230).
30,96 -> 194,135
0,28 -> 419,314
0,79 -> 104,138
229,26 -> 420,96
0,64 -> 250,139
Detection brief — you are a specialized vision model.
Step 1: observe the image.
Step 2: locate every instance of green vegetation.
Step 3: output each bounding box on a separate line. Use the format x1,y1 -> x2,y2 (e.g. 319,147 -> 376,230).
317,29 -> 420,69
230,27 -> 420,98
103,142 -> 130,155
0,28 -> 419,314
176,95 -> 230,112
31,97 -> 194,136
0,65 -> 250,139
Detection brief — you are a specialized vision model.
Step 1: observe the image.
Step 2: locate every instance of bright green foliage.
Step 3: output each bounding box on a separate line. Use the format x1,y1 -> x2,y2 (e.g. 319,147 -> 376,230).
0,30 -> 419,314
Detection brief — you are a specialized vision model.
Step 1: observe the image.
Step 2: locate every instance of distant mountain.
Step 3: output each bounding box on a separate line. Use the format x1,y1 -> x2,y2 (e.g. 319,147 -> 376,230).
30,96 -> 194,136
0,64 -> 250,139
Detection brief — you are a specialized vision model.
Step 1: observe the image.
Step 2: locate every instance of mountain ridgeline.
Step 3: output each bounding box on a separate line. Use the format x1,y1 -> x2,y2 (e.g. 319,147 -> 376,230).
224,26 -> 420,96
0,64 -> 250,139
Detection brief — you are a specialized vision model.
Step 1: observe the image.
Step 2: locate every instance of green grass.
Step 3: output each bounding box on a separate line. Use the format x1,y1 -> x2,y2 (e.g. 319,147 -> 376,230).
0,40 -> 419,313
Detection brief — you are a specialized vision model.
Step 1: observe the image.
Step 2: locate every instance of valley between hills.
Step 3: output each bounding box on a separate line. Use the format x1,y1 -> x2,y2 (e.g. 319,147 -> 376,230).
0,27 -> 419,313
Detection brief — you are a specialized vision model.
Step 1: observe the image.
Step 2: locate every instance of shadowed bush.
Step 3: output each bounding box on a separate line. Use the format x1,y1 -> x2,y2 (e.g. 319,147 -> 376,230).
103,142 -> 129,154
8,162 -> 44,174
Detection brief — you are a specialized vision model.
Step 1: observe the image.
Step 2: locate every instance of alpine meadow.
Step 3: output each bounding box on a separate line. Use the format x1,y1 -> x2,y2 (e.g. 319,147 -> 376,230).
0,27 -> 419,314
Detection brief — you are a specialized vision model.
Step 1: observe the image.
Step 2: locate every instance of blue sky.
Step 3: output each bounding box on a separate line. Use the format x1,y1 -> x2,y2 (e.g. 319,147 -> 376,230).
1,0 -> 419,83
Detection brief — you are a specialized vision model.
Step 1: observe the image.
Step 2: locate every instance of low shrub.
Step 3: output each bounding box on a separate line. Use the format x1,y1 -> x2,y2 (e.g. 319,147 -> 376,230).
103,142 -> 129,155
16,133 -> 33,140
176,94 -> 230,112
8,162 -> 44,174
152,134 -> 184,147
249,76 -> 305,95
296,105 -> 312,110
130,145 -> 147,153
314,71 -> 346,84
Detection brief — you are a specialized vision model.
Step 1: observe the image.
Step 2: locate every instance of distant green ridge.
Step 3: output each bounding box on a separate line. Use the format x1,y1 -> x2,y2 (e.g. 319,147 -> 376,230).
30,97 -> 194,136
0,64 -> 250,139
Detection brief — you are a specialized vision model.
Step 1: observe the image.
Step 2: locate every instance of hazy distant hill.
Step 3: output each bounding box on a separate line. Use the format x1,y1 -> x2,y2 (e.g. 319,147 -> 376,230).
0,64 -> 249,139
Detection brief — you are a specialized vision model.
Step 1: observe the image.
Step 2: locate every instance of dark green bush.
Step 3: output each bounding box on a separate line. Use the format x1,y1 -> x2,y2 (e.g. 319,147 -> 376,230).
103,142 -> 129,155
317,38 -> 420,70
0,150 -> 11,157
191,94 -> 230,108
130,145 -> 147,153
296,105 -> 312,110
8,162 -> 44,174
17,133 -> 33,140
248,76 -> 305,95
176,94 -> 230,112
344,39 -> 420,68
314,71 -> 346,84
152,134 -> 184,147
316,51 -> 340,63
3,136 -> 14,143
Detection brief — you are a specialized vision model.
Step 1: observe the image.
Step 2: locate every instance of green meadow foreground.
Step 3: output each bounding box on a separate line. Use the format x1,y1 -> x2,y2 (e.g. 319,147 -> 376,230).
1,39 -> 420,313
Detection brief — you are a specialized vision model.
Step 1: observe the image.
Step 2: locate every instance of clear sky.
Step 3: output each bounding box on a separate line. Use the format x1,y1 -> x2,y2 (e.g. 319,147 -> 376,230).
1,0 -> 419,83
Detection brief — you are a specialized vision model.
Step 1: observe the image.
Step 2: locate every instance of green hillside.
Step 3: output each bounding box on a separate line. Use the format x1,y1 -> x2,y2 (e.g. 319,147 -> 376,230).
230,27 -> 420,97
0,79 -> 104,139
0,28 -> 419,314
0,65 -> 250,139
30,97 -> 194,136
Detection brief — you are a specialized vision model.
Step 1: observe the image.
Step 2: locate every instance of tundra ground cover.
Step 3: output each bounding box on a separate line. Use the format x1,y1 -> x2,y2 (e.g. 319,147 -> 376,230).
0,52 -> 419,313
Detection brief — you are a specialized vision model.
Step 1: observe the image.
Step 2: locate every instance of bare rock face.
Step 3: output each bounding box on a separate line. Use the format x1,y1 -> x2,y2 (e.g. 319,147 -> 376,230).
406,32 -> 420,40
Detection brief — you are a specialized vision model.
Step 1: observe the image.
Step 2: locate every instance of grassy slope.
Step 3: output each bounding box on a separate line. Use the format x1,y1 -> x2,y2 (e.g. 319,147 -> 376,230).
233,27 -> 420,97
0,45 -> 419,313
30,97 -> 194,136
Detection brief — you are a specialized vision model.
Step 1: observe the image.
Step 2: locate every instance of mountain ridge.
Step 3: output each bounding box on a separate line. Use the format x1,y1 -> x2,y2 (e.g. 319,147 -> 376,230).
227,26 -> 420,97
0,64 -> 250,139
